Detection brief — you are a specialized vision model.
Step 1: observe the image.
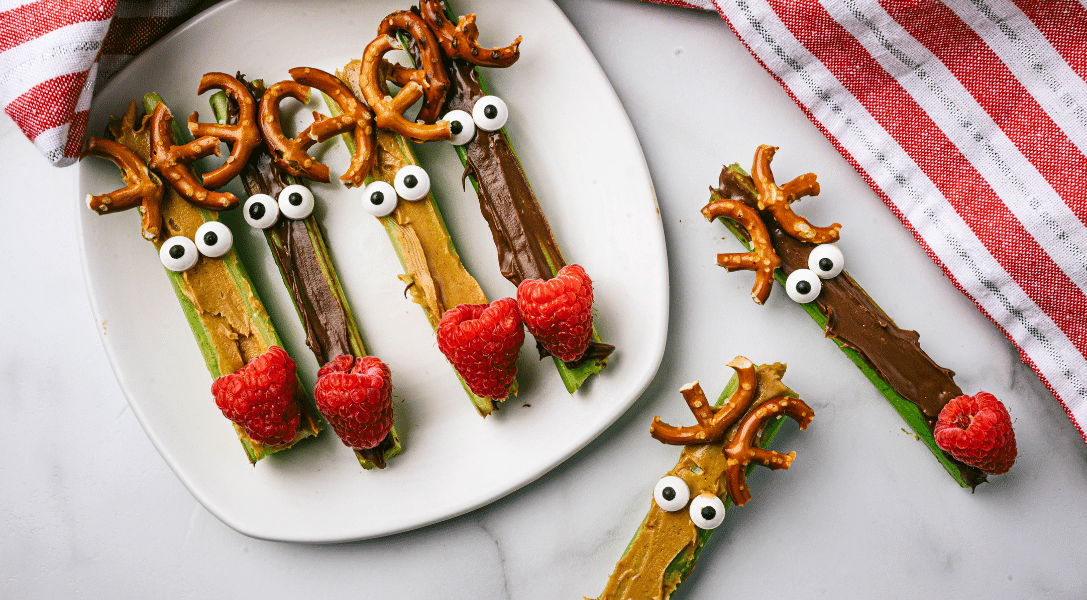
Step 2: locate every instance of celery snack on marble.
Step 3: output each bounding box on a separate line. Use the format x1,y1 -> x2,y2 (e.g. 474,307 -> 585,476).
597,360 -> 812,599
705,150 -> 984,488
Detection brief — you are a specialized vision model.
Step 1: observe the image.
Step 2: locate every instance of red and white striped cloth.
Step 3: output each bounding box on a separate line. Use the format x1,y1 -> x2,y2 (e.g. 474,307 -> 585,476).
1,0 -> 203,166
3,0 -> 1086,440
697,0 -> 1087,440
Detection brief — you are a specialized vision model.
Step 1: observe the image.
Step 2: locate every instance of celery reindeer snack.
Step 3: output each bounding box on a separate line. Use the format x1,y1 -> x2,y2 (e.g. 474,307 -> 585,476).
705,146 -> 1017,487
80,95 -> 320,464
598,358 -> 814,599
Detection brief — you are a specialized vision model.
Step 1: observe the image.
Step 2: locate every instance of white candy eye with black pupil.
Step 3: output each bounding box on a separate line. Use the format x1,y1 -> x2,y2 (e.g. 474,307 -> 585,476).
394,165 -> 430,201
653,476 -> 690,512
278,184 -> 314,220
361,180 -> 398,217
195,221 -> 232,258
244,194 -> 279,229
160,236 -> 198,272
785,268 -> 822,303
808,244 -> 844,279
472,95 -> 508,132
443,110 -> 476,145
689,493 -> 726,529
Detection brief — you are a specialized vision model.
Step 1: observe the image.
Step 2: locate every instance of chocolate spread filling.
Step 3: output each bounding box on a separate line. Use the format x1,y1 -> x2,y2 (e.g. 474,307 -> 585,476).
716,167 -> 985,487
233,78 -> 392,466
232,83 -> 353,365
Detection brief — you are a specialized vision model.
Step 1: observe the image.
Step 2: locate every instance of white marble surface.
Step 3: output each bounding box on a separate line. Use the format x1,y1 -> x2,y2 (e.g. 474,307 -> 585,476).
3,1 -> 1086,598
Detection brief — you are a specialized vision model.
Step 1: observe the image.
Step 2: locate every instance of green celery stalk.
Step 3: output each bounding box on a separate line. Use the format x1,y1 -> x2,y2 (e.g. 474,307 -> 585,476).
140,93 -> 320,463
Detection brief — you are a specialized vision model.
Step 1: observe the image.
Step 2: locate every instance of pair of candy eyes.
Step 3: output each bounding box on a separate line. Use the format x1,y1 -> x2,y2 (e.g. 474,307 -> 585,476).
360,165 -> 431,217
443,95 -> 508,146
159,221 -> 232,272
653,476 -> 726,530
244,184 -> 316,229
784,244 -> 845,304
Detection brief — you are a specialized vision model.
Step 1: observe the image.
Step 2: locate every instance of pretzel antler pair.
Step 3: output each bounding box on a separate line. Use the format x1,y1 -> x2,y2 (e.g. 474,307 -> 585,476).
359,32 -> 451,141
703,145 -> 840,303
650,356 -> 813,506
260,67 -> 376,186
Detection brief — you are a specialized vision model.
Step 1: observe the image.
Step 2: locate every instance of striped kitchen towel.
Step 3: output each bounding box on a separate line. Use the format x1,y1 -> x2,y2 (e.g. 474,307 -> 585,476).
1,0 -> 204,166
694,0 -> 1087,440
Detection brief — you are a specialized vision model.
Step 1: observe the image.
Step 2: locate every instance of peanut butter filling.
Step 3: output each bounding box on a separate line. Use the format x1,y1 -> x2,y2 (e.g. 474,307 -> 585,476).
600,364 -> 791,600
111,103 -> 267,377
372,129 -> 488,326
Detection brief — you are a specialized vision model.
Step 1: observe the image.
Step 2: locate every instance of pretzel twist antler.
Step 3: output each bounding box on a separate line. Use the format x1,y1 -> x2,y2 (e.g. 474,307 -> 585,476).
752,145 -> 840,244
80,137 -> 165,241
419,0 -> 522,67
376,10 -> 449,124
360,34 -> 452,142
650,357 -> 758,444
187,72 -> 261,189
724,396 -> 814,506
701,198 -> 781,304
258,79 -> 330,182
148,102 -> 239,210
289,66 -> 376,187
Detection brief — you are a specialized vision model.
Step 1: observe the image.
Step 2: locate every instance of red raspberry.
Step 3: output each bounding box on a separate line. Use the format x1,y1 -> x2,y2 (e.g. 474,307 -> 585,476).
516,264 -> 595,362
211,346 -> 302,446
313,355 -> 393,450
436,298 -> 524,400
934,392 -> 1017,475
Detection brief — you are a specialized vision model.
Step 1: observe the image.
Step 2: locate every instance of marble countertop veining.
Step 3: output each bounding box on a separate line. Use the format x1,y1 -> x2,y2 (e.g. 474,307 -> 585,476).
3,1 -> 1087,598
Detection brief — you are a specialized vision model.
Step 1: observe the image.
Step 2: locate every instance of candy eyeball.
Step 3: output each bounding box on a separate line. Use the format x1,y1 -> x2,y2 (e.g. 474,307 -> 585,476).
808,244 -> 844,279
160,236 -> 199,272
195,221 -> 232,258
361,180 -> 398,217
278,184 -> 315,220
653,476 -> 690,512
472,95 -> 508,132
688,493 -> 726,529
244,194 -> 280,229
785,268 -> 822,303
394,165 -> 430,201
443,110 -> 476,145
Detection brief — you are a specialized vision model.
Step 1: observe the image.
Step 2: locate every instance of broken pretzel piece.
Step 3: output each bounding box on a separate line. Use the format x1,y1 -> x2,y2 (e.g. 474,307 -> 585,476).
149,102 -> 238,210
752,144 -> 840,244
359,34 -> 451,142
376,10 -> 449,124
702,196 -> 781,304
288,66 -> 376,187
187,72 -> 262,190
724,395 -> 813,506
650,357 -> 758,444
419,0 -> 522,68
80,136 -> 165,241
